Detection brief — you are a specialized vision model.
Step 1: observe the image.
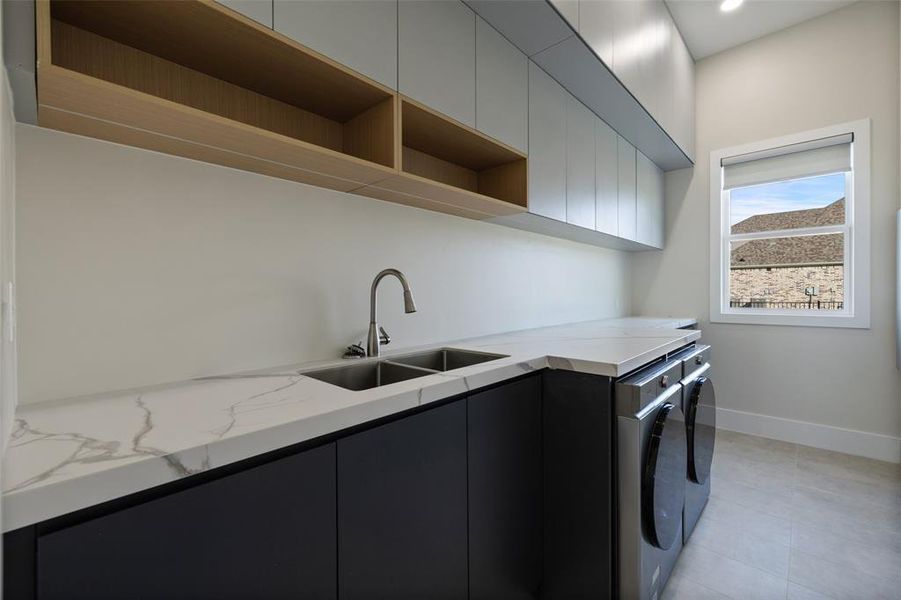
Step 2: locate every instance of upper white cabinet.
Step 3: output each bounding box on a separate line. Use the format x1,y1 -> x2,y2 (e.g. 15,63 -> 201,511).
617,135 -> 637,242
399,0 -> 476,127
528,62 -> 567,222
671,25 -> 695,160
550,0 -> 579,30
575,0 -> 694,161
218,0 -> 272,28
595,118 -> 618,236
476,17 -> 528,153
273,0 -> 397,89
579,0 -> 614,67
565,94 -> 596,229
636,150 -> 664,248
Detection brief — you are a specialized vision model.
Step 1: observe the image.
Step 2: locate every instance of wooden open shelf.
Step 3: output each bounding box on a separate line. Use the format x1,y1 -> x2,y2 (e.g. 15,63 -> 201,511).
34,1 -> 527,220
360,98 -> 527,219
36,0 -> 397,192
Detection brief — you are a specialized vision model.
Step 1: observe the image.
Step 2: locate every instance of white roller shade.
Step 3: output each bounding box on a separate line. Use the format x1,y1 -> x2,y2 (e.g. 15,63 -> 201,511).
722,133 -> 852,190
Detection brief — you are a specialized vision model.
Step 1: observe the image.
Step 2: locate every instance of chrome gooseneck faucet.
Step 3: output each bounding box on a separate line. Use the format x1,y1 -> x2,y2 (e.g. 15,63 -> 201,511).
368,268 -> 417,357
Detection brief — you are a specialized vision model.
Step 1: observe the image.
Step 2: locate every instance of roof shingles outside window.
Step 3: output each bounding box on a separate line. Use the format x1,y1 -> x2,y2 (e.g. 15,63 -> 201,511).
731,198 -> 845,234
730,199 -> 845,268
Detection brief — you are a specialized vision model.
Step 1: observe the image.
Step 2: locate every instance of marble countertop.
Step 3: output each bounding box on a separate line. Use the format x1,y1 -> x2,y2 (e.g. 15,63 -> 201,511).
3,316 -> 698,532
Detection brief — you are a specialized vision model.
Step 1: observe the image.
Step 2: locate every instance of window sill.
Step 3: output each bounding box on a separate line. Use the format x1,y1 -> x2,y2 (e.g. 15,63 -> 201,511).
711,310 -> 870,329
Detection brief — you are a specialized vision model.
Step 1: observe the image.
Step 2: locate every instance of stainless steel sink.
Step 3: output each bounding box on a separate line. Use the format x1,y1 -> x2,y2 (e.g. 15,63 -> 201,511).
303,348 -> 508,391
303,361 -> 435,392
390,348 -> 507,372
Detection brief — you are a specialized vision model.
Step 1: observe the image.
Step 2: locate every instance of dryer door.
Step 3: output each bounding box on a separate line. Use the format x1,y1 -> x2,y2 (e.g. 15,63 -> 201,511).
687,377 -> 716,484
641,402 -> 687,550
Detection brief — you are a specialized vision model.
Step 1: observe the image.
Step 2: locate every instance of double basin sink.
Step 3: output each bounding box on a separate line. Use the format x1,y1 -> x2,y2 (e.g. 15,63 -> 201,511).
303,348 -> 507,391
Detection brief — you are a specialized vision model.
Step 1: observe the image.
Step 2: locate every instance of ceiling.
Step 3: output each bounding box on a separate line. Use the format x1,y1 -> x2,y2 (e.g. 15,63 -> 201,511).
664,0 -> 858,59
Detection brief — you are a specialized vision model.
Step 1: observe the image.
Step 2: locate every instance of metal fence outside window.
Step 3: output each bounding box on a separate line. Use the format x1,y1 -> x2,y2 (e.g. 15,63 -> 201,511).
729,300 -> 844,309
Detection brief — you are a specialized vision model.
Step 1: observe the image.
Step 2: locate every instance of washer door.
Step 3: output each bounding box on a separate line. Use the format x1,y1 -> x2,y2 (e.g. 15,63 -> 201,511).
687,377 -> 716,484
642,402 -> 687,550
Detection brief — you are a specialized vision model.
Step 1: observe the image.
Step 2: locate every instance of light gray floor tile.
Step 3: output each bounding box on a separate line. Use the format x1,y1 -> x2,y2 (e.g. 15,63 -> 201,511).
676,544 -> 788,600
662,569 -> 734,600
791,485 -> 901,541
789,546 -> 900,600
711,474 -> 795,520
702,495 -> 793,546
796,445 -> 901,489
669,431 -> 901,600
786,582 -> 835,600
791,520 -> 901,582
794,463 -> 901,510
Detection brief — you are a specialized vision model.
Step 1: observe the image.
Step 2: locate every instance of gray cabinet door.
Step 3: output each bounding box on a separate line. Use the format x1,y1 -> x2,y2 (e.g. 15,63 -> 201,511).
617,135 -> 637,241
476,17 -> 528,153
579,0 -> 615,67
528,61 -> 567,221
273,0 -> 397,89
566,94 -> 595,229
672,29 -> 695,159
635,152 -> 657,246
218,0 -> 272,27
550,0 -> 579,30
399,0 -> 476,126
595,118 -> 618,236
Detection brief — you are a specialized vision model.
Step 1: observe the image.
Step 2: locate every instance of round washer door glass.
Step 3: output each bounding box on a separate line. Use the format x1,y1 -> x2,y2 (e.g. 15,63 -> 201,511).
687,377 -> 716,484
642,402 -> 687,550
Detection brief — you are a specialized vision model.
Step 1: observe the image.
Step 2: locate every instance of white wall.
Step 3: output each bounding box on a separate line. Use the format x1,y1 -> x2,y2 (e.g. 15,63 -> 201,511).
633,1 -> 901,461
16,125 -> 631,405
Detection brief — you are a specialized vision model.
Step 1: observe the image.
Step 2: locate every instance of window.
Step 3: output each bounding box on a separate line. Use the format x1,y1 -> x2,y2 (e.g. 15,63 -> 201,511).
709,120 -> 870,328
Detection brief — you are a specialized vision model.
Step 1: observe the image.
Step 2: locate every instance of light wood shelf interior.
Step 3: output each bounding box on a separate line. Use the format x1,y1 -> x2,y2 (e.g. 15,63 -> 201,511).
38,0 -> 397,191
399,99 -> 527,208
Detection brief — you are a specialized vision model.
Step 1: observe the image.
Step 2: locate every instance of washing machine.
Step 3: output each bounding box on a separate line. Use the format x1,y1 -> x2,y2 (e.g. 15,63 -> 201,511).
616,358 -> 686,600
678,344 -> 716,542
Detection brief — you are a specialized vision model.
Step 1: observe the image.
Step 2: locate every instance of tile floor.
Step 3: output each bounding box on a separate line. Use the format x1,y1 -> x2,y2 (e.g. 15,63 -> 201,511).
663,430 -> 901,600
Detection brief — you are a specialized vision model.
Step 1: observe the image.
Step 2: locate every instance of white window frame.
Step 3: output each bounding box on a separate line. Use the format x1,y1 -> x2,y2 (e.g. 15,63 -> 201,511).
709,119 -> 870,328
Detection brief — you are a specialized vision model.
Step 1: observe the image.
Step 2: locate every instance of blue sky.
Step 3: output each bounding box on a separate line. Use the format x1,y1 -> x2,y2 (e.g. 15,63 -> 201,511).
730,173 -> 845,225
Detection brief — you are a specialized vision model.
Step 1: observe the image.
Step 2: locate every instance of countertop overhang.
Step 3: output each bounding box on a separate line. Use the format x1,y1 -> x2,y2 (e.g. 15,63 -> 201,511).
3,316 -> 698,532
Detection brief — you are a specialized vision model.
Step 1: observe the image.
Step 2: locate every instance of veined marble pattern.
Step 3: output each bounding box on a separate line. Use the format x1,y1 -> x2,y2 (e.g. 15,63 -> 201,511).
3,317 -> 698,531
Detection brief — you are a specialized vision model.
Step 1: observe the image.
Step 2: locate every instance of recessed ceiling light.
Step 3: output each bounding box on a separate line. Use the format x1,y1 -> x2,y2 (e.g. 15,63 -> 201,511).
720,0 -> 744,12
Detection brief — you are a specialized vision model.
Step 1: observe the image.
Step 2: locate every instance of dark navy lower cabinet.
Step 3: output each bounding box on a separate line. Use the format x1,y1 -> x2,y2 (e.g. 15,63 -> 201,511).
542,370 -> 615,599
337,399 -> 468,600
468,375 -> 543,600
35,443 -> 338,600
4,372 -> 617,600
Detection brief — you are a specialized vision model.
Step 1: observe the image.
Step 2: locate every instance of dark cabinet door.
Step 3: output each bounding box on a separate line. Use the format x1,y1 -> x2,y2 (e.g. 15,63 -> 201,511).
36,444 -> 337,600
468,375 -> 542,600
542,370 -> 614,599
337,399 -> 467,600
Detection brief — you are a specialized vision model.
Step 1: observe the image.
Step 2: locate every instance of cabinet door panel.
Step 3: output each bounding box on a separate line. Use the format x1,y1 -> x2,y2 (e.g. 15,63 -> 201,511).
37,445 -> 338,600
674,31 -> 695,159
338,401 -> 468,600
595,117 -> 618,235
617,135 -> 637,241
579,0 -> 615,67
542,370 -> 614,598
468,376 -> 542,600
218,0 -> 273,27
528,62 -> 567,221
274,0 -> 397,89
476,16 -> 528,153
399,0 -> 476,126
550,0 -> 579,30
566,94 -> 596,229
636,149 -> 658,247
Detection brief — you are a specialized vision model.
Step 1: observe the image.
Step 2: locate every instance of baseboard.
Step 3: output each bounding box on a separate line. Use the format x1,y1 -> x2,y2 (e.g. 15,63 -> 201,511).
716,406 -> 901,463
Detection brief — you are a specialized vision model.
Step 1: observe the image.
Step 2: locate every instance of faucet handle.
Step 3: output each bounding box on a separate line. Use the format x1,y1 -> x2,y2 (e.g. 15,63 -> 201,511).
343,342 -> 366,359
379,326 -> 391,346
